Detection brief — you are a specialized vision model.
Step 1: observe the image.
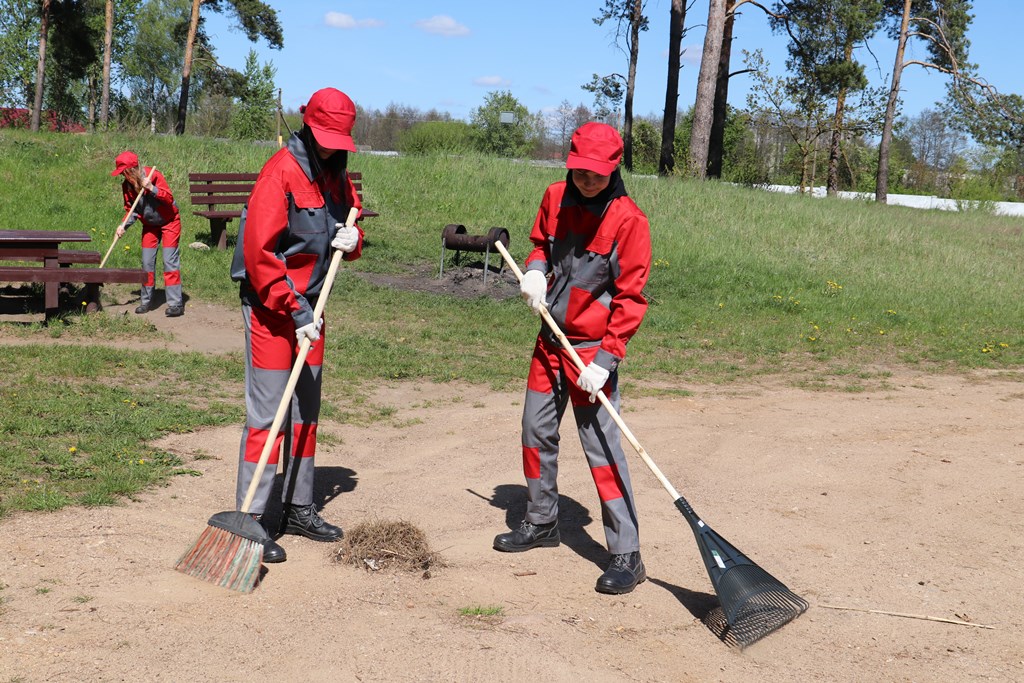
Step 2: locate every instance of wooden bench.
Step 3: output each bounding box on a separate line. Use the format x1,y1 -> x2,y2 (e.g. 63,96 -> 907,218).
189,171 -> 378,250
0,265 -> 146,319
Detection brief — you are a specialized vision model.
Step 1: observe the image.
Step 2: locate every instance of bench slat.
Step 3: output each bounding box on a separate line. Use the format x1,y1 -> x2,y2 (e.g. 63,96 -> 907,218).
0,266 -> 146,284
189,183 -> 255,194
0,249 -> 102,265
190,195 -> 253,206
194,210 -> 243,219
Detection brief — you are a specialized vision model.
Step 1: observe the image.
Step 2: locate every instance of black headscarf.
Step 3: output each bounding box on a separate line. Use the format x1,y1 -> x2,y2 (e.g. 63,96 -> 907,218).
300,124 -> 348,178
564,168 -> 628,211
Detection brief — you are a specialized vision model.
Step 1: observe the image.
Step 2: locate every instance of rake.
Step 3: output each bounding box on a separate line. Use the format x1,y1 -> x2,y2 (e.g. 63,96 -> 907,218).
495,241 -> 807,648
174,207 -> 357,592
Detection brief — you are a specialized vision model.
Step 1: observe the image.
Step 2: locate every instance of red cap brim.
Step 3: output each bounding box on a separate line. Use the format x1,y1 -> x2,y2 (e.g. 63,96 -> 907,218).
566,153 -> 616,176
309,126 -> 356,153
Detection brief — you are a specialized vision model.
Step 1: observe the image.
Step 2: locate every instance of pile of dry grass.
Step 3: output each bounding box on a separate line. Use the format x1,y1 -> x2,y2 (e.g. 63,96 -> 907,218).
332,519 -> 442,576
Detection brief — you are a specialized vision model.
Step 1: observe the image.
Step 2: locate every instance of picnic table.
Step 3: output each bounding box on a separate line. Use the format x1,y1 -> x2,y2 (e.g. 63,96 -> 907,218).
0,229 -> 145,320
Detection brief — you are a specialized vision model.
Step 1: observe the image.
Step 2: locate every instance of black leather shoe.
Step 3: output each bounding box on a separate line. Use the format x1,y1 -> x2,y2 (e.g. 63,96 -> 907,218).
493,520 -> 560,552
251,514 -> 286,563
165,305 -> 184,317
134,304 -> 149,314
596,551 -> 647,594
280,503 -> 343,542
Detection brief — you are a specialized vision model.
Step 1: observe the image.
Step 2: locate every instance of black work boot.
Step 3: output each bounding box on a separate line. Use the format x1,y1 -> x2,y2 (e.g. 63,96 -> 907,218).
134,303 -> 149,314
493,519 -> 560,552
596,551 -> 646,594
165,305 -> 184,317
251,514 -> 286,563
280,503 -> 343,542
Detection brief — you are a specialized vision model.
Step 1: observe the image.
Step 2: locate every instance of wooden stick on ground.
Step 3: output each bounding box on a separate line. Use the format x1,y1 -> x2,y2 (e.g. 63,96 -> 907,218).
819,604 -> 995,630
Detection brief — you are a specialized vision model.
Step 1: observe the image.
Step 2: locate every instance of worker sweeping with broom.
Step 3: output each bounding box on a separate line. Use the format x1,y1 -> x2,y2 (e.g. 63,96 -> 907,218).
228,87 -> 365,565
493,122 -> 653,595
110,150 -> 184,317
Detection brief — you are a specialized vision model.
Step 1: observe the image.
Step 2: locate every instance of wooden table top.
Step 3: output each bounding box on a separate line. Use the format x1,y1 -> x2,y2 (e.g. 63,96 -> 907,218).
0,230 -> 91,244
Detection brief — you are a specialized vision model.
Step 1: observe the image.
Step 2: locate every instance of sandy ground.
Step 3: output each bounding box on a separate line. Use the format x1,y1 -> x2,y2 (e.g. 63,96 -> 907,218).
1,287 -> 1023,682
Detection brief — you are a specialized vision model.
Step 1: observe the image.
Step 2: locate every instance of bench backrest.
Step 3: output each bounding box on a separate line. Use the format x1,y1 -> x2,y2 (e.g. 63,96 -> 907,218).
188,171 -> 367,211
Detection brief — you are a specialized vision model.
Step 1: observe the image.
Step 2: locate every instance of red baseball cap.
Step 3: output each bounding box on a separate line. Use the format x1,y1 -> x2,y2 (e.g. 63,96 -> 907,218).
566,122 -> 623,176
111,150 -> 139,176
301,88 -> 357,152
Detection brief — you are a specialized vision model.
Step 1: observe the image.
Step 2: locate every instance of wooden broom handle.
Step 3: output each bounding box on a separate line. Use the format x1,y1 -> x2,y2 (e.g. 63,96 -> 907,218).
240,207 -> 358,512
101,165 -> 158,268
495,241 -> 681,500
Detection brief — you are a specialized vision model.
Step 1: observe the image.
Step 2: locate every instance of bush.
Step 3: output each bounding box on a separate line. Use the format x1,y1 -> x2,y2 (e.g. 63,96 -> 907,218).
398,120 -> 474,155
0,107 -> 85,133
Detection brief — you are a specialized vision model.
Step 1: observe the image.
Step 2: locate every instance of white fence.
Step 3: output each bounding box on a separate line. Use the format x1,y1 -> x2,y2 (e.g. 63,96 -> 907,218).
762,185 -> 1024,217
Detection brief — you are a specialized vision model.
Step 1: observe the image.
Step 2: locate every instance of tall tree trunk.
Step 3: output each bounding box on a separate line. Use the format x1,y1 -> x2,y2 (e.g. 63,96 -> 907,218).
31,0 -> 52,132
826,87 -> 847,196
100,0 -> 113,129
687,0 -> 727,179
876,0 -> 912,204
658,0 -> 685,176
827,40 -> 855,197
175,0 -> 202,135
707,0 -> 736,179
622,0 -> 642,171
88,75 -> 96,132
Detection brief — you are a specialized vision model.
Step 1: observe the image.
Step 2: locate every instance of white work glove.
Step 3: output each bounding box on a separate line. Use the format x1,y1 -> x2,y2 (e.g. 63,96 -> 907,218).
520,269 -> 547,314
295,317 -> 323,345
332,224 -> 359,253
577,362 -> 610,402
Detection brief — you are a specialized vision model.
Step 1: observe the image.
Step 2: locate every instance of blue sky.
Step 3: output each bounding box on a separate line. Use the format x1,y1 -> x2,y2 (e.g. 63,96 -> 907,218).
204,1 -> 1023,128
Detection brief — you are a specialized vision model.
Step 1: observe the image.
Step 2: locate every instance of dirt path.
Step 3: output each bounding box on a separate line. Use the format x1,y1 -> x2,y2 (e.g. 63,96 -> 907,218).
1,298 -> 1022,682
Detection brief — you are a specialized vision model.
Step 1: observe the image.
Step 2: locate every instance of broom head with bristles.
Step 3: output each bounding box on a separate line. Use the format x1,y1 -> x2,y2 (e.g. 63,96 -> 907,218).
174,511 -> 269,593
675,496 -> 808,649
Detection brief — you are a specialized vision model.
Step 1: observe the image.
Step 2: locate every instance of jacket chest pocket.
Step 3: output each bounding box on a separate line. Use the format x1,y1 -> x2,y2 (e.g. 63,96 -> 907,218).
574,235 -> 613,287
288,190 -> 327,234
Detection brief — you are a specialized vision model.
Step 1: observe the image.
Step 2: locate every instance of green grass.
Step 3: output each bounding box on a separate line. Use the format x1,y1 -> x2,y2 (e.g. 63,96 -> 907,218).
457,605 -> 504,617
0,129 -> 1022,517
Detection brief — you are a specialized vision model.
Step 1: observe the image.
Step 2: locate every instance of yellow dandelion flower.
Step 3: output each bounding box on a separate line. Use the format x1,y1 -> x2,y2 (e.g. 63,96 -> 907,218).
68,446 -> 77,453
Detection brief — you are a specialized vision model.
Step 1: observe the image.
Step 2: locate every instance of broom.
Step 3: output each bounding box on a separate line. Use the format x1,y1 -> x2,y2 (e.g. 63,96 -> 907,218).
495,241 -> 808,648
175,207 -> 358,592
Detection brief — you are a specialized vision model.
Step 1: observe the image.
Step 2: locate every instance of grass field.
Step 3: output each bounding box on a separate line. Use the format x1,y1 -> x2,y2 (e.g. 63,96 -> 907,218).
0,128 -> 1021,516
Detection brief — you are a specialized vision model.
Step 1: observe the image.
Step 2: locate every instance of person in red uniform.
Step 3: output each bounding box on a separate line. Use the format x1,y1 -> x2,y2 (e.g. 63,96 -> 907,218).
111,151 -> 184,316
229,87 -> 364,563
493,122 -> 653,594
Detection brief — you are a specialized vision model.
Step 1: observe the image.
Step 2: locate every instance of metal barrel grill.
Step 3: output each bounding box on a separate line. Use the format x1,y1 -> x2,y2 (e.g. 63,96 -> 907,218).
438,224 -> 510,284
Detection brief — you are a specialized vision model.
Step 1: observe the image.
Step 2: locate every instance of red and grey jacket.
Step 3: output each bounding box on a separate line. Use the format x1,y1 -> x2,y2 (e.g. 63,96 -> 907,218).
121,167 -> 179,228
525,174 -> 651,372
231,133 -> 363,329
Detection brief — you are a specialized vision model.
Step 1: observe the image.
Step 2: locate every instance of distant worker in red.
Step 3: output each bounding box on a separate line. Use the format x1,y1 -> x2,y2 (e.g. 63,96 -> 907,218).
494,122 -> 653,595
229,87 -> 364,563
111,151 -> 184,316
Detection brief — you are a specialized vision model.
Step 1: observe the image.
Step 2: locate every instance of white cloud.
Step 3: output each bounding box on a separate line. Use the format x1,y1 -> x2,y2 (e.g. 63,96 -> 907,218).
324,12 -> 383,29
473,75 -> 510,87
681,43 -> 702,67
660,43 -> 703,67
415,15 -> 470,37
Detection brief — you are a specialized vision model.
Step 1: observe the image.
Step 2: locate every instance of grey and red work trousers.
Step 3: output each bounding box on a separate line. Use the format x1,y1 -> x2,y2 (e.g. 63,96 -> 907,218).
138,218 -> 183,309
236,302 -> 323,514
521,336 -> 640,554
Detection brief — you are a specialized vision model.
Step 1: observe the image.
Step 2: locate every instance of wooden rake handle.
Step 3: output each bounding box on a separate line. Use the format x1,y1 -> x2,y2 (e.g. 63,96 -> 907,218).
494,241 -> 681,500
101,165 -> 158,267
240,206 -> 358,513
